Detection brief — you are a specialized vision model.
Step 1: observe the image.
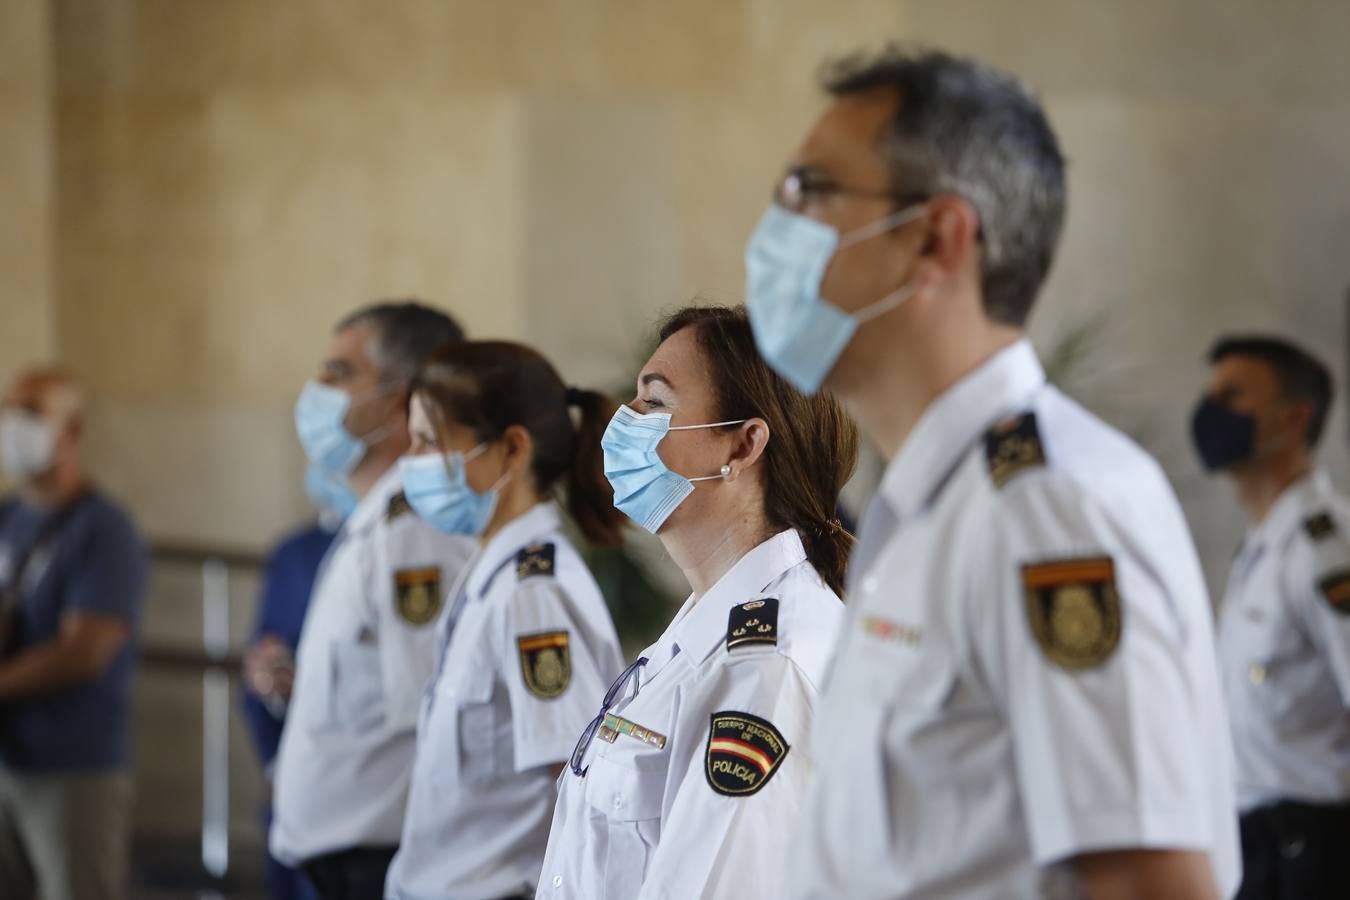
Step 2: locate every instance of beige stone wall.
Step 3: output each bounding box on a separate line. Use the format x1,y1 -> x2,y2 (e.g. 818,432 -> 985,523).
24,0 -> 1350,602
0,0 -> 57,399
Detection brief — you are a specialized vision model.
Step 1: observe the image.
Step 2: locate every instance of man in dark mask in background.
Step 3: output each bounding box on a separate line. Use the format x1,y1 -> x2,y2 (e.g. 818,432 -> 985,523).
1196,335 -> 1350,899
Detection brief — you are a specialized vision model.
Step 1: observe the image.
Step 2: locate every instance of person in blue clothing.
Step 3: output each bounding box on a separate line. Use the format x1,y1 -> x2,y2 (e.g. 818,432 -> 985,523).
242,465 -> 352,900
0,366 -> 147,900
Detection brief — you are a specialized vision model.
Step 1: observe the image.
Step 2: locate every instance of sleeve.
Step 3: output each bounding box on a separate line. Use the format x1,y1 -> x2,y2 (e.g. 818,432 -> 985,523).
1288,514 -> 1350,705
504,574 -> 620,771
65,505 -> 146,623
638,655 -> 816,900
975,473 -> 1215,865
375,523 -> 475,732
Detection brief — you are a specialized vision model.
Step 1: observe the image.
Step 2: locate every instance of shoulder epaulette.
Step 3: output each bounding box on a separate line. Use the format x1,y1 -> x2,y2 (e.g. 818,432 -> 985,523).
1305,512 -> 1337,543
387,491 -> 413,521
727,598 -> 779,651
516,542 -> 556,580
984,413 -> 1046,489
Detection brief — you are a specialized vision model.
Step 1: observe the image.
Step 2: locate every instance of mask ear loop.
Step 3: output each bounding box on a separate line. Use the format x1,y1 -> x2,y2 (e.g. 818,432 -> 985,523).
451,440 -> 512,495
665,418 -> 749,484
349,377 -> 411,447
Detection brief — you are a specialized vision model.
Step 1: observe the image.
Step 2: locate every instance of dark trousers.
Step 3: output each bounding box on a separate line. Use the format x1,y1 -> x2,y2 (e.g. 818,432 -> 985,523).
1237,800 -> 1350,900
301,846 -> 397,900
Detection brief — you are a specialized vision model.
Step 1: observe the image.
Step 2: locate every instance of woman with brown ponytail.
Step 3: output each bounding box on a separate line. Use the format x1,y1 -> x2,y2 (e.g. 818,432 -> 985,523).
540,305 -> 859,900
383,341 -> 626,900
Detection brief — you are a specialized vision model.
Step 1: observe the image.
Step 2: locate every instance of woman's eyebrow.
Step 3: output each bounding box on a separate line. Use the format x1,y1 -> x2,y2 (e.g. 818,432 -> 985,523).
640,372 -> 674,390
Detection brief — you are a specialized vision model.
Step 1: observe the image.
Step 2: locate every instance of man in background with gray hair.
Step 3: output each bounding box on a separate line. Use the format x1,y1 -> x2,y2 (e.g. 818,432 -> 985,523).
742,48 -> 1240,898
271,301 -> 474,900
0,366 -> 146,900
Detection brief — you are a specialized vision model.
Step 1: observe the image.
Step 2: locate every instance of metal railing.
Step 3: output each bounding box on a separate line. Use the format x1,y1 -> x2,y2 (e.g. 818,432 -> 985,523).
145,541 -> 265,884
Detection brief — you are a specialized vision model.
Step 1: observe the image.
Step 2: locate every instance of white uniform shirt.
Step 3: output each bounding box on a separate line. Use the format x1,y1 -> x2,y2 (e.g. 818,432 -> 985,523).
384,501 -> 623,900
788,340 -> 1241,899
1218,468 -> 1350,812
271,466 -> 474,865
541,529 -> 843,900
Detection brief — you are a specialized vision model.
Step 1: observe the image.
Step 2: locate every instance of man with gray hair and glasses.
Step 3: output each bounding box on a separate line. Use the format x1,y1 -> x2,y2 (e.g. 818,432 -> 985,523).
742,48 -> 1241,898
271,301 -> 474,900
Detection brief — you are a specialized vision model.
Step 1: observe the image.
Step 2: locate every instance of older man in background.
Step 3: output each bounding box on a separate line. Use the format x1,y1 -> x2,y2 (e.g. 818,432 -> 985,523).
271,302 -> 474,900
0,367 -> 147,900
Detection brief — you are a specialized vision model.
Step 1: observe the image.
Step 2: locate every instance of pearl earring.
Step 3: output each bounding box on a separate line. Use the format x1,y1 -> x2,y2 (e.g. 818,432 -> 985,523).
720,464 -> 732,480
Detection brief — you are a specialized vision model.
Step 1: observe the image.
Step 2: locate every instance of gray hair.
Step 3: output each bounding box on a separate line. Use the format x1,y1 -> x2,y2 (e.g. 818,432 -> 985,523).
337,300 -> 466,382
820,47 -> 1066,326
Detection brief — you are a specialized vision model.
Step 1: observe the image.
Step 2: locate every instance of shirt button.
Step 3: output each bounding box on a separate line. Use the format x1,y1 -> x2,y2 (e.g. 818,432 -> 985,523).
552,875 -> 563,888
613,794 -> 623,809
1249,664 -> 1267,685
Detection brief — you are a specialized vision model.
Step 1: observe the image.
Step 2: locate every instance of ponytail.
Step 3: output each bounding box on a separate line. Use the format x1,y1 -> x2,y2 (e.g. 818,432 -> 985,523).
564,388 -> 626,548
795,518 -> 853,597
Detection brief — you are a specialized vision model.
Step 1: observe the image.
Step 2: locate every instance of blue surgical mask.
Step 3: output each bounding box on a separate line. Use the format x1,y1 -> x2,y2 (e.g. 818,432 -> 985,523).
601,405 -> 746,534
304,463 -> 358,522
294,380 -> 393,476
397,444 -> 505,537
744,203 -> 927,395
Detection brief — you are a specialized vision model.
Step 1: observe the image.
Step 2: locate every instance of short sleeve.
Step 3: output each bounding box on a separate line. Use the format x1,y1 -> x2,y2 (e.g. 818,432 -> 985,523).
1289,513 -> 1350,705
638,655 -> 816,900
976,474 -> 1215,864
504,576 -> 619,771
65,504 -> 146,622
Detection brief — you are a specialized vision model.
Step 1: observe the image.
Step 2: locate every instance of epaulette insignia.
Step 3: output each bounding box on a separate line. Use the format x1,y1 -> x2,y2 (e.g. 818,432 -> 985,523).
727,598 -> 778,651
985,413 -> 1046,489
1023,556 -> 1122,670
1305,513 -> 1337,542
516,543 -> 556,580
1319,571 -> 1350,616
705,711 -> 789,796
517,630 -> 571,698
387,491 -> 413,521
393,567 -> 443,625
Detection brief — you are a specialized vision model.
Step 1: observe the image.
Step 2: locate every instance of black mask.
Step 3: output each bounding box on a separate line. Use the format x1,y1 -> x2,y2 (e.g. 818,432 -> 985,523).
1191,398 -> 1256,472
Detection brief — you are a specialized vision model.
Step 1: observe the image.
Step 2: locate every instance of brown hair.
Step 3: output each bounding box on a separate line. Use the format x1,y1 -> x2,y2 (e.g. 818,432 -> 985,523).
658,305 -> 859,594
410,340 -> 626,548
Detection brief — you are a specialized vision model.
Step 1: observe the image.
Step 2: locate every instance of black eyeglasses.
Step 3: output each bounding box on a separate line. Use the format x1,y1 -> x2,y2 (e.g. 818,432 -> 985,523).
773,166 -> 928,215
569,656 -> 648,777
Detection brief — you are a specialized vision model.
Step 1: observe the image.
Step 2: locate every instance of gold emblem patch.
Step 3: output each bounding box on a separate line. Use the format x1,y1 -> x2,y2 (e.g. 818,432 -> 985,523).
985,414 -> 1046,489
517,630 -> 571,699
387,491 -> 413,521
1320,571 -> 1350,615
393,567 -> 442,625
1023,557 -> 1122,670
516,543 -> 556,580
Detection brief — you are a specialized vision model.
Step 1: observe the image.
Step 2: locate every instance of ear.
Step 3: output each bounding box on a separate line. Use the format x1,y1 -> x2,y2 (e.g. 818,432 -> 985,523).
500,424 -> 534,476
916,194 -> 981,289
723,418 -> 770,481
1286,399 -> 1314,446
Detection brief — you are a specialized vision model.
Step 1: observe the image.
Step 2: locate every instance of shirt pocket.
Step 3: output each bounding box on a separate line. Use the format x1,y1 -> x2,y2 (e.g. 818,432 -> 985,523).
585,754 -> 666,900
327,638 -> 386,733
452,661 -> 499,786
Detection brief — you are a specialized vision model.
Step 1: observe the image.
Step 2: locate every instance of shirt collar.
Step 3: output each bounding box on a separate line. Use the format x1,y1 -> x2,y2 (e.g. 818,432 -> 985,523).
659,529 -> 808,668
466,500 -> 562,600
1248,468 -> 1334,549
343,465 -> 404,536
877,339 -> 1046,520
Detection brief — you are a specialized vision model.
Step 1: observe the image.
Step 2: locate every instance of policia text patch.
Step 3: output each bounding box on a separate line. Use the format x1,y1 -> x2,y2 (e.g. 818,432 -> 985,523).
704,711 -> 789,797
